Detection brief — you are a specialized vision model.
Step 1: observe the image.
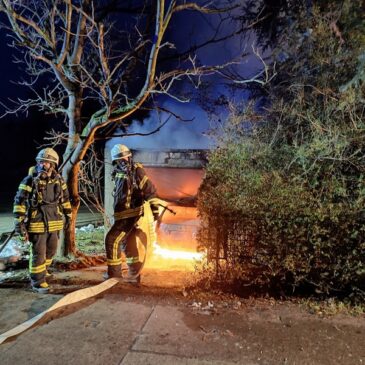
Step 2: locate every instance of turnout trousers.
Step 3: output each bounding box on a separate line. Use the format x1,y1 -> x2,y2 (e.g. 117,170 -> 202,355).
28,231 -> 59,286
105,217 -> 146,277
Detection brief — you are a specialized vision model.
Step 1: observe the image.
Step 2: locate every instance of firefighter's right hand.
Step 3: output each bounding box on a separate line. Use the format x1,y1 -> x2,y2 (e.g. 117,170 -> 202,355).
14,222 -> 29,242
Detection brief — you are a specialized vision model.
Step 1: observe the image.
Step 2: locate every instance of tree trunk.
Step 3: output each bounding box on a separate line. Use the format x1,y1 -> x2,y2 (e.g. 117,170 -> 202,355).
60,160 -> 80,256
58,90 -> 83,257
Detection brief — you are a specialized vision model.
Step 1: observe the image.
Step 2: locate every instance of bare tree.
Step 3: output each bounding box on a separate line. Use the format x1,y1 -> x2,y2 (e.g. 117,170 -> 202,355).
0,0 -> 238,257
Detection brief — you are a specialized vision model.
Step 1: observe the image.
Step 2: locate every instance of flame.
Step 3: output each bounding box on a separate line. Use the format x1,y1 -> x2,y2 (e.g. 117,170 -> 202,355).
152,242 -> 204,261
145,242 -> 205,270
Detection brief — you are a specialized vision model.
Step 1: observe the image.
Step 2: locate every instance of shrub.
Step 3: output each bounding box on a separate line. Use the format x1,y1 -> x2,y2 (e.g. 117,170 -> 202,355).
197,1 -> 365,301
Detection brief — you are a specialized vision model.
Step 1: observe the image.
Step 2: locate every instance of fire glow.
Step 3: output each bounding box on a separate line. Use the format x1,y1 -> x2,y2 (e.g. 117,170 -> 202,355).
152,242 -> 204,261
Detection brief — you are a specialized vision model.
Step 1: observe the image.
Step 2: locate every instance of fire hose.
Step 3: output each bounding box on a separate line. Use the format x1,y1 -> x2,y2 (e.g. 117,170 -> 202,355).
122,200 -> 176,283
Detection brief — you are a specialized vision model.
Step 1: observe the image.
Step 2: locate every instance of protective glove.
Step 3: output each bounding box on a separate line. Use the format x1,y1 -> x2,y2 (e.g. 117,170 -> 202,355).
14,221 -> 29,242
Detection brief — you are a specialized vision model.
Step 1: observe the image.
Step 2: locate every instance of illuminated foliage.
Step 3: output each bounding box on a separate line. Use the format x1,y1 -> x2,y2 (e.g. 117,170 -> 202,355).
198,0 -> 365,300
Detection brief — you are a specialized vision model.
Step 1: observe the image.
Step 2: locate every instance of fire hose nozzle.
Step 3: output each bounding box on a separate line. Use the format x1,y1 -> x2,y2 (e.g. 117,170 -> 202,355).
159,204 -> 177,215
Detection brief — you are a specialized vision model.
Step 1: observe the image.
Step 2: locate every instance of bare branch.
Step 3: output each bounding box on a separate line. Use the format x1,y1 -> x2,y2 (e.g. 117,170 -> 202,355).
2,0 -> 53,48
0,0 -> 244,254
173,2 -> 237,14
57,0 -> 73,66
223,45 -> 277,86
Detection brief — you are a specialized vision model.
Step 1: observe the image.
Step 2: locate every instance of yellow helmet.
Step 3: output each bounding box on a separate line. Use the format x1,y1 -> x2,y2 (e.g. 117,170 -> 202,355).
36,148 -> 59,166
111,144 -> 132,162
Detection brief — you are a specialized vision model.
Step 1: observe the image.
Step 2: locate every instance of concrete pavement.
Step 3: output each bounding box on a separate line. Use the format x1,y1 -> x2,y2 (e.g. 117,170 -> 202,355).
0,298 -> 242,365
0,267 -> 364,365
0,283 -> 243,365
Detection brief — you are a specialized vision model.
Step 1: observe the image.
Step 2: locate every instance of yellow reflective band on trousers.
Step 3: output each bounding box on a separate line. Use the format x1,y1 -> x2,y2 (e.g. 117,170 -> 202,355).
62,183 -> 67,190
107,258 -> 123,266
29,250 -> 46,274
126,256 -> 139,264
112,230 -> 126,263
29,264 -> 46,274
45,259 -> 53,266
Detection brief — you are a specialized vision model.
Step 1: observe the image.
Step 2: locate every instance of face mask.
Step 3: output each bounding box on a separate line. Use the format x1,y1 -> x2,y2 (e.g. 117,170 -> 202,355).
36,163 -> 51,179
116,159 -> 130,172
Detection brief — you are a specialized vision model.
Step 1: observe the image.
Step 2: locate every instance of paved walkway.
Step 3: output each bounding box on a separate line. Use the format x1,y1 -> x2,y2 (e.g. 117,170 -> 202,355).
0,267 -> 364,365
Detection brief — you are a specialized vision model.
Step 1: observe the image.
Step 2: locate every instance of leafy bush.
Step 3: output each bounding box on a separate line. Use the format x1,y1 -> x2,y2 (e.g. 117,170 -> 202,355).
197,1 -> 365,301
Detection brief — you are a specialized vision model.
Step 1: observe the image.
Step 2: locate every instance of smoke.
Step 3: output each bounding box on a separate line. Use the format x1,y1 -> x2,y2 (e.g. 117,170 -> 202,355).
108,99 -> 215,150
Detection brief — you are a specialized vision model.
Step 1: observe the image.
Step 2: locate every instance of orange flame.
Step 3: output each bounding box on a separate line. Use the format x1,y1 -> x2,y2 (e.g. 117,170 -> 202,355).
152,242 -> 204,261
145,242 -> 205,270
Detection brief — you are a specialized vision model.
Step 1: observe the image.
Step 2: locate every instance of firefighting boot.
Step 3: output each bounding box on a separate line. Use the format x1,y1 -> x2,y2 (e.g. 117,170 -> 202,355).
124,262 -> 142,284
31,282 -> 49,294
103,270 -> 122,281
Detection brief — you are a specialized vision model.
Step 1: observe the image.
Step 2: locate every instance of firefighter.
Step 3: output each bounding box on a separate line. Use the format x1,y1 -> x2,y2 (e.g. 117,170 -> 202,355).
13,148 -> 72,293
105,144 -> 160,283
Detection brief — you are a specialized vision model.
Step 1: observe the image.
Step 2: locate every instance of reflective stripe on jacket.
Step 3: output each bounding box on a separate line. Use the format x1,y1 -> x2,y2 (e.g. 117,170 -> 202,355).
13,166 -> 72,233
113,162 -> 159,220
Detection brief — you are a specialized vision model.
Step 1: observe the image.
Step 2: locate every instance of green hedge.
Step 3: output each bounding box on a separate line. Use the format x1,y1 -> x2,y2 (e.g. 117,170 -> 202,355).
196,2 -> 365,301
197,142 -> 365,300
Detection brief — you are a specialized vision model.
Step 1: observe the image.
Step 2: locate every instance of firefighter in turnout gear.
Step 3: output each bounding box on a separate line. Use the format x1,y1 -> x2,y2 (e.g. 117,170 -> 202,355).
105,144 -> 160,282
13,148 -> 72,293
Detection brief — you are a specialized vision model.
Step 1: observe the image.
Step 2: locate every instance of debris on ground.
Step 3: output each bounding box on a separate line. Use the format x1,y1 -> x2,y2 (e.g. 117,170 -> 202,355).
0,238 -> 29,271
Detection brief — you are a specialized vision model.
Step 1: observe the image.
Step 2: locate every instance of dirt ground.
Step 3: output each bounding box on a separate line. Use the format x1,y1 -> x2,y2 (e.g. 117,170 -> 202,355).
0,266 -> 364,365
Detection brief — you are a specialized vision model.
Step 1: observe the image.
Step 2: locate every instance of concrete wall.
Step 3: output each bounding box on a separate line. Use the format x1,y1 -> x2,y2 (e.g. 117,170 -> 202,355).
131,149 -> 207,168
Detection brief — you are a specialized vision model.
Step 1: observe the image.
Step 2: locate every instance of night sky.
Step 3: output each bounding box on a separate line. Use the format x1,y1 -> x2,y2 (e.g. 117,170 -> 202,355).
0,2 -> 257,208
0,31 -> 51,203
0,29 -> 65,205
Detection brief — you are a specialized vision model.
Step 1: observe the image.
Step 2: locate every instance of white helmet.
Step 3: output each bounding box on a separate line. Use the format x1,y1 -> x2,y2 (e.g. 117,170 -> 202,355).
36,148 -> 59,166
111,144 -> 132,162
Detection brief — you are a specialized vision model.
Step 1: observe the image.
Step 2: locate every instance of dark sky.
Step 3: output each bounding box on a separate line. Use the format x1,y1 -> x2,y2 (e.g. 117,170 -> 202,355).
0,2 -> 257,203
0,27 -> 65,203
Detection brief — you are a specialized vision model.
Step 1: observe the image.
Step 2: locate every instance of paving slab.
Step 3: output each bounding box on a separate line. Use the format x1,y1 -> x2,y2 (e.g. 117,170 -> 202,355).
0,296 -> 153,365
1,271 -> 364,365
120,351 -> 244,365
133,304 -> 365,365
0,289 -> 61,333
133,305 -> 255,364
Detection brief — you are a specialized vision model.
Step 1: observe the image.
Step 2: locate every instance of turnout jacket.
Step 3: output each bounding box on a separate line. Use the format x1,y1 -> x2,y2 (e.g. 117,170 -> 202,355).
113,162 -> 160,220
13,167 -> 72,233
